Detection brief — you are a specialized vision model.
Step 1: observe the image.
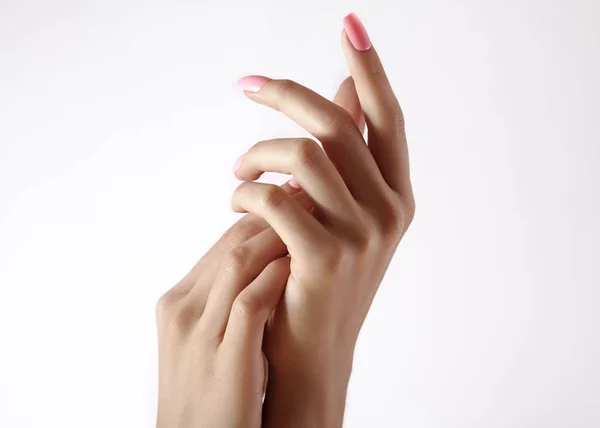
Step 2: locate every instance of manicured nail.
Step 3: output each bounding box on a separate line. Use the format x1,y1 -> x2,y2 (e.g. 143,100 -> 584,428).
236,75 -> 271,93
233,155 -> 243,173
343,13 -> 371,51
289,178 -> 301,189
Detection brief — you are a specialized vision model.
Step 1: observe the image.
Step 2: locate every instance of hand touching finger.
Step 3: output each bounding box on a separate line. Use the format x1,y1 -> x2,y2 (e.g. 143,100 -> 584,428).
234,138 -> 361,226
199,226 -> 288,339
182,184 -> 313,325
236,76 -> 388,204
231,182 -> 328,263
169,182 -> 308,301
222,256 -> 290,352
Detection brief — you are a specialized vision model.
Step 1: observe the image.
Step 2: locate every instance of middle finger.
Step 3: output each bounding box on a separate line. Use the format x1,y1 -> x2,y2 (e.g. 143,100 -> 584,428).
237,76 -> 390,204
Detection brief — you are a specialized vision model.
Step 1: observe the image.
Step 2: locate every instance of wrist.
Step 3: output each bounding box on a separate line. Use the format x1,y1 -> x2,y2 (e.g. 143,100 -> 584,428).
262,359 -> 353,428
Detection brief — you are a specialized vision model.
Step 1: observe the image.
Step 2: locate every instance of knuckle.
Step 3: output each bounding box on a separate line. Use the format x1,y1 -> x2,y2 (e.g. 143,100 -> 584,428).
236,217 -> 263,237
156,287 -> 185,323
224,246 -> 251,274
369,58 -> 386,78
349,221 -> 379,252
403,196 -> 416,226
294,139 -> 322,169
232,294 -> 261,322
249,139 -> 271,156
260,184 -> 287,212
157,300 -> 198,340
155,291 -> 175,322
172,304 -> 197,331
392,107 -> 406,136
385,212 -> 405,238
223,218 -> 262,250
377,195 -> 411,239
322,109 -> 357,138
374,101 -> 404,138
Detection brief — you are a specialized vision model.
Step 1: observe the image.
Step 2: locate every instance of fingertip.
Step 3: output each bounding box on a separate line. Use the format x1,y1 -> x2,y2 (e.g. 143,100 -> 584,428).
236,75 -> 272,93
288,178 -> 301,189
281,182 -> 302,195
231,204 -> 247,214
233,155 -> 243,175
342,13 -> 372,51
341,75 -> 355,87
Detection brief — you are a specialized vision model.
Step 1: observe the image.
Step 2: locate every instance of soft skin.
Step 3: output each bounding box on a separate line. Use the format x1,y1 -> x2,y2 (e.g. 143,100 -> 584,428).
234,14 -> 415,428
155,12 -> 414,428
155,182 -> 311,428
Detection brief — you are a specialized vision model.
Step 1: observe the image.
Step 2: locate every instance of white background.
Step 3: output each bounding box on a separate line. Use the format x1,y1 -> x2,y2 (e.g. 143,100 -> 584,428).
1,0 -> 599,427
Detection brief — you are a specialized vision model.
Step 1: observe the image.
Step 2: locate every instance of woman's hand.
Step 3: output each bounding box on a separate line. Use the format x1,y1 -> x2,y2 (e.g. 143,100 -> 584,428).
233,13 -> 414,427
155,185 -> 309,428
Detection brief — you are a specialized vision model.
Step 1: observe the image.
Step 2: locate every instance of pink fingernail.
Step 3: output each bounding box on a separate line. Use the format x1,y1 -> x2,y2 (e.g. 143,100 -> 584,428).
236,75 -> 271,93
233,155 -> 243,173
289,178 -> 301,189
343,13 -> 371,51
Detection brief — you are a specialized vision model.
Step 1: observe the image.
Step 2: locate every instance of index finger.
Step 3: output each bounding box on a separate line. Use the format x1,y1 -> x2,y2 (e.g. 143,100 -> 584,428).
236,76 -> 390,205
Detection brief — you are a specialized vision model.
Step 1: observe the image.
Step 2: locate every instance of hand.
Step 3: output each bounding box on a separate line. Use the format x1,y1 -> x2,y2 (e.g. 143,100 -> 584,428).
155,185 -> 310,428
233,13 -> 414,427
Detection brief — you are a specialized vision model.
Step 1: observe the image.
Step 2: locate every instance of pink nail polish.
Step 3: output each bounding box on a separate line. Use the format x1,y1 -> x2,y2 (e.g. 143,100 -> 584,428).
289,178 -> 301,189
233,155 -> 243,173
343,13 -> 372,51
236,75 -> 271,93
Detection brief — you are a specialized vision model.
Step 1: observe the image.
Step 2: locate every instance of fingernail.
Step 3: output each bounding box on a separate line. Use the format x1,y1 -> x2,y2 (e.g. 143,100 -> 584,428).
233,155 -> 243,173
289,178 -> 301,189
343,13 -> 371,51
236,75 -> 271,93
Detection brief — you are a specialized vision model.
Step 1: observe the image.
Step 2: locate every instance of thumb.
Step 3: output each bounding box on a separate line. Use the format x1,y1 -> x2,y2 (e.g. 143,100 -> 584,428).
333,76 -> 366,134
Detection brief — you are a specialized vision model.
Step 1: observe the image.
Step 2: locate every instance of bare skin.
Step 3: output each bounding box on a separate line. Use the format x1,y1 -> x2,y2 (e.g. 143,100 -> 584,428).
156,13 -> 414,428
155,182 -> 314,428
236,30 -> 414,428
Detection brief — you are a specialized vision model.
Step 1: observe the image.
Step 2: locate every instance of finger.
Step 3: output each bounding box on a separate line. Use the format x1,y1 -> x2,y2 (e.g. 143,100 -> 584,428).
172,182 -> 304,299
342,13 -> 412,197
231,181 -> 327,261
199,227 -> 288,339
216,182 -> 302,253
180,184 -> 313,319
333,76 -> 365,134
237,76 -> 389,204
235,138 -> 361,226
221,257 -> 290,352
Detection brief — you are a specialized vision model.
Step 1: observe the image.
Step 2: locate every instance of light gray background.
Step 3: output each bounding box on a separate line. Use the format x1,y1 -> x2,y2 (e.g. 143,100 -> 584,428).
1,0 -> 599,427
